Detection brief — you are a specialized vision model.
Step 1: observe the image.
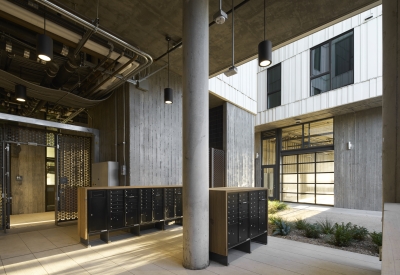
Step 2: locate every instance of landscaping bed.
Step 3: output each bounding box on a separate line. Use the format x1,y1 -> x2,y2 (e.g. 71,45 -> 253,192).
267,201 -> 381,258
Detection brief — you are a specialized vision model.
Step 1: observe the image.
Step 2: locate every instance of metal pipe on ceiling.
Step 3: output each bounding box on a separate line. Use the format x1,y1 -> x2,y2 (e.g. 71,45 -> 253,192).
34,0 -> 153,74
33,0 -> 153,123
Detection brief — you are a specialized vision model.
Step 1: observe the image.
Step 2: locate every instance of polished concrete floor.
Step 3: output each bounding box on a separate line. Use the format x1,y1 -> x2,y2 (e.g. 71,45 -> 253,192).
10,212 -> 55,229
0,223 -> 381,275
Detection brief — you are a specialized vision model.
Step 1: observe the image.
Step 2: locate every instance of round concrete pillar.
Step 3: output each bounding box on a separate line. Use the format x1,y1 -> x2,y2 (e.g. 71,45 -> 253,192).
182,0 -> 209,270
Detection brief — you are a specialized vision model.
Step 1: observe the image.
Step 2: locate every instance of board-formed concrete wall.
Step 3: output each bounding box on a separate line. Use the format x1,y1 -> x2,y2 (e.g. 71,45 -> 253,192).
90,67 -> 182,186
334,107 -> 382,211
224,102 -> 255,187
128,70 -> 182,186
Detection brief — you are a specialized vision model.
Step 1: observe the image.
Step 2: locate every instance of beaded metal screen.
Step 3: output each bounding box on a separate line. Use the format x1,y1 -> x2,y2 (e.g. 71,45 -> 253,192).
57,134 -> 91,222
4,125 -> 56,146
209,148 -> 225,188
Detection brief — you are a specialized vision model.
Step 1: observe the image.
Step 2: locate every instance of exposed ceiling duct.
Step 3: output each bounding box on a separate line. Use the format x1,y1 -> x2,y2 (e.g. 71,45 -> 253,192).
0,0 -> 153,123
0,69 -> 105,108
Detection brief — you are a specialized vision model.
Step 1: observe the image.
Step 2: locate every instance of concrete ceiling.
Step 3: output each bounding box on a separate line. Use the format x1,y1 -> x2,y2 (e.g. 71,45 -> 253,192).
56,0 -> 380,76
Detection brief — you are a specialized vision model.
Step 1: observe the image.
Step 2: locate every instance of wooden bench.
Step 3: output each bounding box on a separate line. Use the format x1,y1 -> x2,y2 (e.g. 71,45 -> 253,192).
382,203 -> 400,274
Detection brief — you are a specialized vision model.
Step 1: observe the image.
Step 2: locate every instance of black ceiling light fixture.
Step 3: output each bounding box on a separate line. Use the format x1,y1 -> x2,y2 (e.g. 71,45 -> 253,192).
37,8 -> 53,62
164,36 -> 173,104
258,0 -> 272,67
15,84 -> 27,102
224,0 -> 238,77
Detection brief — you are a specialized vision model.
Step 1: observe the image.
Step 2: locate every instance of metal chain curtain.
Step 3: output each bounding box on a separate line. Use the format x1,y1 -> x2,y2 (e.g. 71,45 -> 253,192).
57,134 -> 90,222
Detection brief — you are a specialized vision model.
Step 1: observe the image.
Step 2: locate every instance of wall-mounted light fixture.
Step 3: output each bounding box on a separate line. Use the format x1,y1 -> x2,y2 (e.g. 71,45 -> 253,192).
258,0 -> 272,67
347,141 -> 353,150
37,9 -> 53,61
164,36 -> 173,104
364,12 -> 374,21
15,84 -> 27,102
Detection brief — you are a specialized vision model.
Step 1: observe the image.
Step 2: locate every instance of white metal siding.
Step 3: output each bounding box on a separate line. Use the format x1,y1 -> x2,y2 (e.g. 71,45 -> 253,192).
256,5 -> 382,126
209,59 -> 258,114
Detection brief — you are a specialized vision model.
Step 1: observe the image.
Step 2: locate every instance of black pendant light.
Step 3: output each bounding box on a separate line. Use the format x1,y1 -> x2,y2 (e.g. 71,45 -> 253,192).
15,84 -> 27,102
258,0 -> 272,67
37,8 -> 53,62
164,37 -> 173,104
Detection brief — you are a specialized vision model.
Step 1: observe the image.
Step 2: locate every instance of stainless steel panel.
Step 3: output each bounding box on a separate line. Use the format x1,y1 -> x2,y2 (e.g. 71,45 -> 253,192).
92,161 -> 119,187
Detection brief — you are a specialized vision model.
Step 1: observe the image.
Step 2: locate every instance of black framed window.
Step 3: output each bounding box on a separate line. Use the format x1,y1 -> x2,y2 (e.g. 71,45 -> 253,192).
267,63 -> 281,109
281,118 -> 333,151
281,151 -> 334,206
310,30 -> 354,96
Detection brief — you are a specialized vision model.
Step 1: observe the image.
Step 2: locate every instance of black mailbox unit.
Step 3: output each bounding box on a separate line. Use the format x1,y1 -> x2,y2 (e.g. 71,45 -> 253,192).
78,186 -> 183,246
88,190 -> 107,233
209,187 -> 268,266
125,189 -> 140,226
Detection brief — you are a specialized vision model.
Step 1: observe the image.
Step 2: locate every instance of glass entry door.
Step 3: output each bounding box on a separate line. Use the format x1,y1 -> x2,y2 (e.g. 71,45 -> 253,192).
261,130 -> 279,200
263,168 -> 275,199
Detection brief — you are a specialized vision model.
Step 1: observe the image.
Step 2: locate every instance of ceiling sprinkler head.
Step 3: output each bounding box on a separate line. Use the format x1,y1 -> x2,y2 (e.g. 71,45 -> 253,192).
214,9 -> 228,24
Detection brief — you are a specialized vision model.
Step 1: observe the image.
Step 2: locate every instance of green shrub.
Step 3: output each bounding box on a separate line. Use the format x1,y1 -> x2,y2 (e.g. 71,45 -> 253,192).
294,218 -> 308,230
304,223 -> 321,239
268,215 -> 282,225
272,219 -> 291,236
331,222 -> 354,247
268,200 -> 289,214
351,225 -> 369,241
370,231 -> 382,247
317,218 -> 335,234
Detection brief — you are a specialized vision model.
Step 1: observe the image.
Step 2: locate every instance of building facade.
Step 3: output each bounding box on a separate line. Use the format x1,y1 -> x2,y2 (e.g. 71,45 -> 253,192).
252,5 -> 383,211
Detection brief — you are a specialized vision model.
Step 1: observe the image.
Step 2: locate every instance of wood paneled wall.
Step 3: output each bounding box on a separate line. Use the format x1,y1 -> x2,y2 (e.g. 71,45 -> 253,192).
334,107 -> 382,211
11,144 -> 45,214
224,102 -> 255,187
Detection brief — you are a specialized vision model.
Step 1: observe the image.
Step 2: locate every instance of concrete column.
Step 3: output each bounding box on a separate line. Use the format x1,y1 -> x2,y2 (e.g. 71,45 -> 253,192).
182,0 -> 209,270
382,0 -> 400,206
